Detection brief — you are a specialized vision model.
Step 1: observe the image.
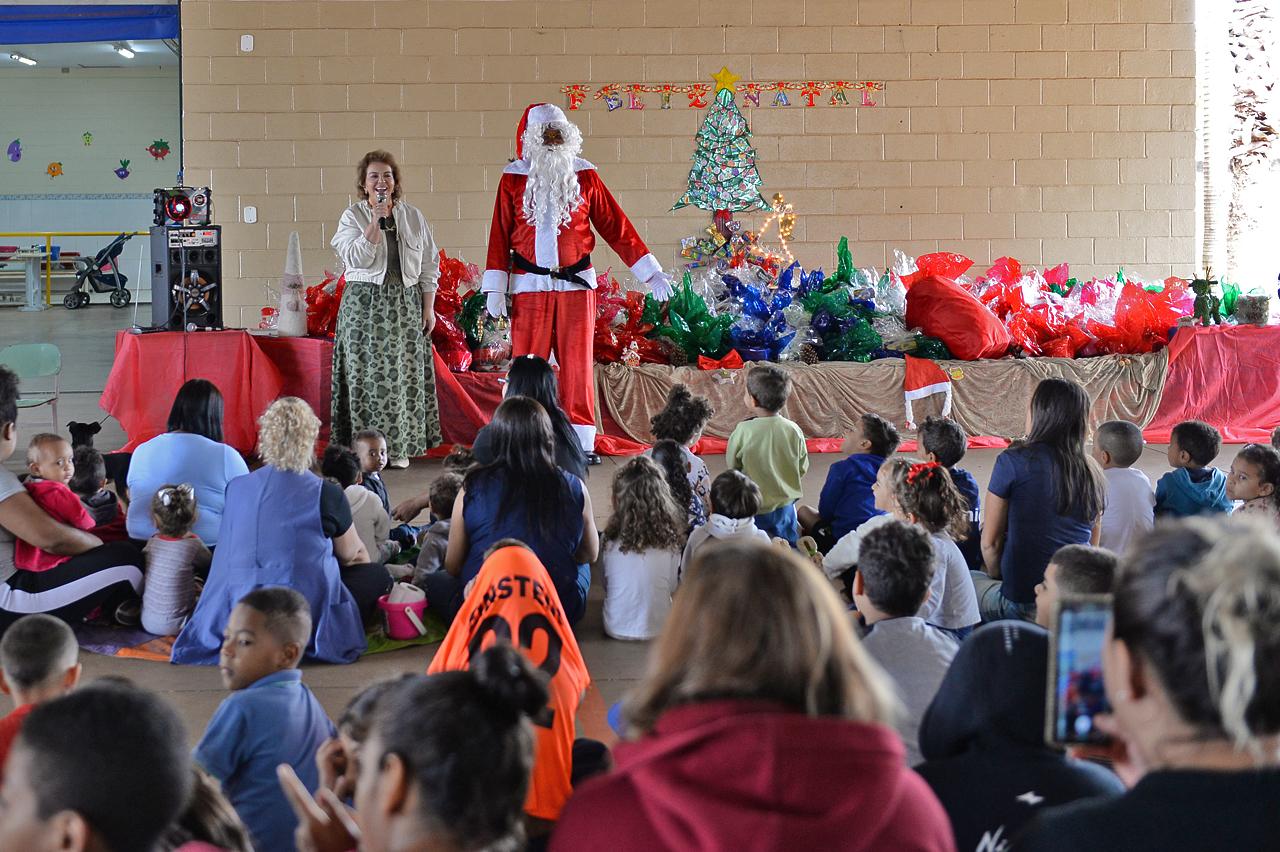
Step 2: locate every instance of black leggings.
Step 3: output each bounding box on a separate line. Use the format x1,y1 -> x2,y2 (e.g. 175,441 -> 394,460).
0,542 -> 144,636
340,562 -> 393,627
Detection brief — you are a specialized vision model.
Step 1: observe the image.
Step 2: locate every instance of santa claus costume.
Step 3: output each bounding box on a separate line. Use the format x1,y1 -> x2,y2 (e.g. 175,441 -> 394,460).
483,103 -> 672,454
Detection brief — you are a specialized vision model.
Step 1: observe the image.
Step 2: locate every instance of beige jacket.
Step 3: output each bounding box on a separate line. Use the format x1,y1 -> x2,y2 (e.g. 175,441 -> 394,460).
332,200 -> 440,290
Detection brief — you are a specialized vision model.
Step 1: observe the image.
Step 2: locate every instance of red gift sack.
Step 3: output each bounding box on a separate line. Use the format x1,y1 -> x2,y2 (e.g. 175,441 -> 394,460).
905,274 -> 1012,361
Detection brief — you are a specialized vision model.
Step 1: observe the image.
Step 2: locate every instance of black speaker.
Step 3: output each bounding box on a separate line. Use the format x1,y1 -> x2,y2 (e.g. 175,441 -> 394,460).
150,225 -> 223,330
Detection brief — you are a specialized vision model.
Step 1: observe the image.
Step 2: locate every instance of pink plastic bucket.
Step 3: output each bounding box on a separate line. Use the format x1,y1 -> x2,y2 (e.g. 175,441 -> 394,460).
377,594 -> 429,640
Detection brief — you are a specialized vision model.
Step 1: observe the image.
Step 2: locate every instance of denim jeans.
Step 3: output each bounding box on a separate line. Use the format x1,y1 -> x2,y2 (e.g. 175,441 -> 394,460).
970,570 -> 1037,623
754,502 -> 799,545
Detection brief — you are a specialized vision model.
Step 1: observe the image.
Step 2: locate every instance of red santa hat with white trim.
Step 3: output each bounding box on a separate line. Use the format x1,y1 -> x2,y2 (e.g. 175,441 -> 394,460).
515,102 -> 571,160
903,353 -> 952,431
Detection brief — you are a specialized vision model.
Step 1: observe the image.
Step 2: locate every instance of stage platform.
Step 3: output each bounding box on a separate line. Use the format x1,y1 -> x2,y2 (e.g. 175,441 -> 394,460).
101,324 -> 1280,456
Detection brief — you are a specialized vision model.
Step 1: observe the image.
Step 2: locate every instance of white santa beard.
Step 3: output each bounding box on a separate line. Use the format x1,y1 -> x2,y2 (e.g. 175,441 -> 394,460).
522,138 -> 583,230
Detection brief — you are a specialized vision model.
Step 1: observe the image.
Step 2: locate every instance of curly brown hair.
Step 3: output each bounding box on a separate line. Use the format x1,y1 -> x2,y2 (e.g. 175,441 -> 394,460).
882,458 -> 970,541
354,150 -> 403,202
650,384 -> 714,445
603,456 -> 684,554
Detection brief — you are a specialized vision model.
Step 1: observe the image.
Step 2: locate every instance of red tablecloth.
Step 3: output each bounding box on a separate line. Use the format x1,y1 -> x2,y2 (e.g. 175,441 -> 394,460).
1143,324 -> 1280,444
101,330 -> 284,453
102,326 -> 1280,457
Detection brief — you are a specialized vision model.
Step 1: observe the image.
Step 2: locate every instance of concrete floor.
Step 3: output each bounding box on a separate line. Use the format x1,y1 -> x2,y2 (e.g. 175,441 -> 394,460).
0,304 -> 1201,746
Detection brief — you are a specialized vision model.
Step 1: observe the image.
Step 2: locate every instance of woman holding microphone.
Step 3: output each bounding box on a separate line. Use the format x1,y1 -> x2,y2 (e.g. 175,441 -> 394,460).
331,150 -> 441,467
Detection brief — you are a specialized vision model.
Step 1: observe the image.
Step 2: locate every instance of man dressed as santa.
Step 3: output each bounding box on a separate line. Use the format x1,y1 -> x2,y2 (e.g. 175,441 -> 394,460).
484,103 -> 673,457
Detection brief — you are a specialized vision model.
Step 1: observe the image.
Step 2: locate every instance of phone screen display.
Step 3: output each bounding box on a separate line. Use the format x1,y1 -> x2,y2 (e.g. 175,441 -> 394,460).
1048,597 -> 1112,746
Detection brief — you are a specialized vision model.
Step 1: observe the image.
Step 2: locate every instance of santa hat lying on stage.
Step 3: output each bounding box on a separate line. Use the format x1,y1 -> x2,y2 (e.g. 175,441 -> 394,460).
482,103 -> 673,455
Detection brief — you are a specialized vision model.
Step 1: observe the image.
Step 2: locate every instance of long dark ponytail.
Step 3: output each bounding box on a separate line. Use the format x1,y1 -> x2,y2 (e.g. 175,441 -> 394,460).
1025,378 -> 1105,521
465,395 -> 572,539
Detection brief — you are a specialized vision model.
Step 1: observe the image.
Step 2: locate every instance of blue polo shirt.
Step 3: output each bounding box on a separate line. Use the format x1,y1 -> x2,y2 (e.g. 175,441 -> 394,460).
194,669 -> 335,851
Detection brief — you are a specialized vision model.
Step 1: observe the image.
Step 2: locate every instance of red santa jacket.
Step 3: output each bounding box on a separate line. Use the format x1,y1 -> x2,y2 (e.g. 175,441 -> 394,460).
482,159 -> 661,295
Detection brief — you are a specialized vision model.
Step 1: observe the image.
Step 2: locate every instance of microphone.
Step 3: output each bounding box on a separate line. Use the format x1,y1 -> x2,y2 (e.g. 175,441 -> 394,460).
377,190 -> 388,230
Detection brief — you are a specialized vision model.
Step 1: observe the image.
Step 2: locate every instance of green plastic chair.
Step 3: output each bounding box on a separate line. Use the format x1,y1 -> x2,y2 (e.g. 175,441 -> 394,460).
0,343 -> 61,430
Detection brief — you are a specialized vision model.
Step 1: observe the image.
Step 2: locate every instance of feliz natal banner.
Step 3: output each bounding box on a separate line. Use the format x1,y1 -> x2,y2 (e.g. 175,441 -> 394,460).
560,79 -> 885,111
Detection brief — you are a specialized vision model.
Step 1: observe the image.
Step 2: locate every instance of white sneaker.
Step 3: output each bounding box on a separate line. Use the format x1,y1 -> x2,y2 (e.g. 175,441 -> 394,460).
388,458 -> 410,469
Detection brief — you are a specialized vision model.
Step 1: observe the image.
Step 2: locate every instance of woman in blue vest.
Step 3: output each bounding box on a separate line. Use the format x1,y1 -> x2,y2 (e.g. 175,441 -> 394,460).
172,397 -> 390,664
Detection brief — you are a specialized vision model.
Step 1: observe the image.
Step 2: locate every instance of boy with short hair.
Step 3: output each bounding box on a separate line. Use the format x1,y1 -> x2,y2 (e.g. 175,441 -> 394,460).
682,470 -> 771,572
726,365 -> 809,545
800,412 -> 900,552
0,614 -> 81,781
321,444 -> 400,568
413,472 -> 463,584
0,681 -> 192,852
1155,420 -> 1233,517
67,445 -> 127,543
1092,420 -> 1155,553
194,587 -> 336,852
17,434 -> 96,570
918,415 -> 982,570
1033,543 -> 1118,630
353,428 -> 391,513
854,520 -> 957,767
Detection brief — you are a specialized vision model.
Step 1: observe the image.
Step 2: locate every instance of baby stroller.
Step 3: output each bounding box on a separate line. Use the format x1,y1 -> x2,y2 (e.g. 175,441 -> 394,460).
64,232 -> 134,309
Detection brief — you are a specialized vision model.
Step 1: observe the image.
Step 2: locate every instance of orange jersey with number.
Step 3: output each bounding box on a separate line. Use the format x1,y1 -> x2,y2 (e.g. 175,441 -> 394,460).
428,546 -> 590,820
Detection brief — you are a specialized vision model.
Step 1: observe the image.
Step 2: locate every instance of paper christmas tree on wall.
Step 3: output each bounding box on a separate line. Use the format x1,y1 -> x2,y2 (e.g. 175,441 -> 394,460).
671,67 -> 769,213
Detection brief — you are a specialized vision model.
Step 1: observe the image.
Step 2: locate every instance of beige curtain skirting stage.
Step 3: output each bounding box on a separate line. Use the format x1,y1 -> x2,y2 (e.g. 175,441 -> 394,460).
594,350 -> 1169,444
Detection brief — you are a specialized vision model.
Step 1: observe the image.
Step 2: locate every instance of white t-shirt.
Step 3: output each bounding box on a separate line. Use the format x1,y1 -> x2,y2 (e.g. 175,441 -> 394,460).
917,532 -> 981,630
0,466 -> 24,584
1100,467 -> 1155,555
823,513 -> 894,579
601,542 -> 681,641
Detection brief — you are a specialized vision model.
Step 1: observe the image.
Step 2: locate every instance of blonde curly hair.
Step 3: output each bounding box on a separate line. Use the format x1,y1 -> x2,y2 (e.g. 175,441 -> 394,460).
258,397 -> 320,474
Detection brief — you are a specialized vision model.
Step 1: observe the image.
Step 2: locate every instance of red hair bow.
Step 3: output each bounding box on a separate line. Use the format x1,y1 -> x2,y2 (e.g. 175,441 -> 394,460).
906,461 -> 942,484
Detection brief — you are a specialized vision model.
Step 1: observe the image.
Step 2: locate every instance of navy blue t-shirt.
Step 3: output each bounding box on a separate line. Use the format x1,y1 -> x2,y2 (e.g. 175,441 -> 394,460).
988,443 -> 1093,604
948,466 -> 983,571
818,453 -> 886,543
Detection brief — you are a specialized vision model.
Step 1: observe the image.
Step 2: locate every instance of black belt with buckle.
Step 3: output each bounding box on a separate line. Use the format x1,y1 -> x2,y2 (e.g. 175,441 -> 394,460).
511,251 -> 592,288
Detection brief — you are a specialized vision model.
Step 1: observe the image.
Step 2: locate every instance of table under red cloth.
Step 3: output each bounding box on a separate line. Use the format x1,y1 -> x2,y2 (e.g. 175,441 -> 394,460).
1143,324 -> 1280,444
101,330 -> 284,453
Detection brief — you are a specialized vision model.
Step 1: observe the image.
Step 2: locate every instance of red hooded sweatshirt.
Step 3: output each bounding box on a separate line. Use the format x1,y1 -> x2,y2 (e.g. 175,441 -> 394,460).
551,700 -> 956,852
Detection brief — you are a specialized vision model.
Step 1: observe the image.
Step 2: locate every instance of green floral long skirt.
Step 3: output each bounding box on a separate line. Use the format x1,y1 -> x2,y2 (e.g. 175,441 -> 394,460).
331,281 -> 440,457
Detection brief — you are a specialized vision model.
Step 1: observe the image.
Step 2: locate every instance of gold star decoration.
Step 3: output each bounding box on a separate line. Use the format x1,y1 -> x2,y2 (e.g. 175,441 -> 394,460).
711,66 -> 740,93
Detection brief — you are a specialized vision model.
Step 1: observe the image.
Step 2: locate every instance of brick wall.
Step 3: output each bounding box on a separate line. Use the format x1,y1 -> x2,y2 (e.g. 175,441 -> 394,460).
180,0 -> 1196,323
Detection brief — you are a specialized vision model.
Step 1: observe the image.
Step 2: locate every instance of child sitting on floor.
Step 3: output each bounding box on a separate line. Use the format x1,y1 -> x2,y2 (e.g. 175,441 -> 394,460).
918,416 -> 982,570
0,614 -> 81,783
142,483 -> 211,636
682,470 -> 771,572
412,472 -> 463,585
322,444 -> 401,568
882,459 -> 981,636
68,445 -> 128,543
1155,420 -> 1233,517
16,433 -> 96,571
601,457 -> 685,641
649,384 -> 714,521
1227,442 -> 1280,527
650,439 -> 703,531
353,428 -> 391,513
800,412 -> 900,553
854,520 -> 957,767
1033,544 -> 1118,630
1092,420 -> 1155,553
727,365 -> 809,545
824,460 -> 901,587
194,587 -> 335,852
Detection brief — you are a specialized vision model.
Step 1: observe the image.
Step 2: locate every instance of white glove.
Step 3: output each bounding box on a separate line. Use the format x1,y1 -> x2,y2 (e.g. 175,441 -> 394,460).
486,291 -> 508,318
648,271 -> 674,302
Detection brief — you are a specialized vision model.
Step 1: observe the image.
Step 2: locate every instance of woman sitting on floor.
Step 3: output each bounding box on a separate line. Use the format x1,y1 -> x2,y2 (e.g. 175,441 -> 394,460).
126,379 -> 249,547
171,397 -> 390,665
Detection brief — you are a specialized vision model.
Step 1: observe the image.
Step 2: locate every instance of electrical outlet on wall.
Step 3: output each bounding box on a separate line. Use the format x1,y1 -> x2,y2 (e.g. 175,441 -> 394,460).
240,34 -> 254,52
243,206 -> 257,224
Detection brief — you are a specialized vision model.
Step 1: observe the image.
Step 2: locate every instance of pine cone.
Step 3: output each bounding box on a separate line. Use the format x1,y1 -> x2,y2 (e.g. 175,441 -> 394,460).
657,337 -> 688,367
799,343 -> 820,365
